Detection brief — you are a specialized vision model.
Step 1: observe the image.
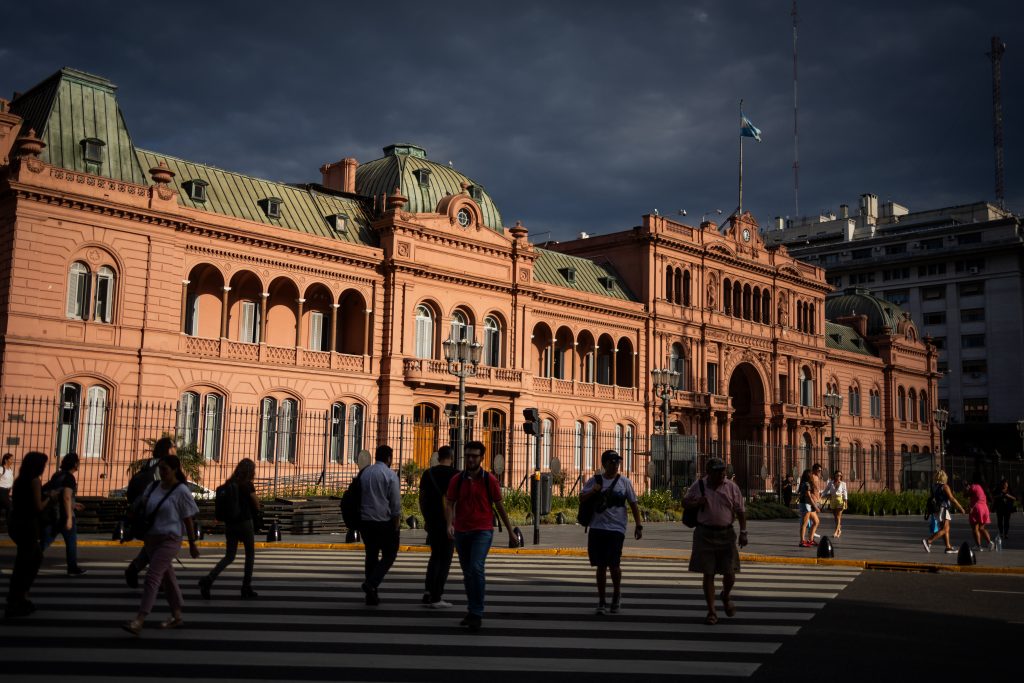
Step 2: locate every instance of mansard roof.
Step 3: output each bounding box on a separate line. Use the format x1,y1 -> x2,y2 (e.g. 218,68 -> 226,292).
824,321 -> 875,357
825,287 -> 907,338
8,67 -> 146,184
532,248 -> 636,301
355,144 -> 504,231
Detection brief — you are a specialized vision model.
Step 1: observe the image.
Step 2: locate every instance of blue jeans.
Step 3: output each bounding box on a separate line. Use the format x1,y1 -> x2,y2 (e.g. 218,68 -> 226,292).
42,517 -> 78,570
454,529 -> 493,617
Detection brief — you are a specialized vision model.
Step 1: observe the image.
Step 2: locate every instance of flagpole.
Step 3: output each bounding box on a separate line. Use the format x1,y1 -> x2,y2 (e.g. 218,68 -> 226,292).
738,99 -> 744,217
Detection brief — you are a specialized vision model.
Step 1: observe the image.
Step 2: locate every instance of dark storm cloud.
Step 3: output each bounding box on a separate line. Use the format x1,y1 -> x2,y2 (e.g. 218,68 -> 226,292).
2,1 -> 1021,239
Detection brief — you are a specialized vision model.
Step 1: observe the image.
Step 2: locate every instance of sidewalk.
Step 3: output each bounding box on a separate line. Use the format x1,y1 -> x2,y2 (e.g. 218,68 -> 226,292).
35,514 -> 1023,574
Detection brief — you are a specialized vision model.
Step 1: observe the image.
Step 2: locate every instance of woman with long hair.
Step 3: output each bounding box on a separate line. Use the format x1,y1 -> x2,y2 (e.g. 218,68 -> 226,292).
923,469 -> 965,554
821,471 -> 848,538
122,454 -> 199,635
797,469 -> 819,547
5,451 -> 57,618
199,458 -> 261,599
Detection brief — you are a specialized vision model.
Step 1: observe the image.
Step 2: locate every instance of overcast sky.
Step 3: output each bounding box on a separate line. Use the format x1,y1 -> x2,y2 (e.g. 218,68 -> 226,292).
3,1 -> 1021,240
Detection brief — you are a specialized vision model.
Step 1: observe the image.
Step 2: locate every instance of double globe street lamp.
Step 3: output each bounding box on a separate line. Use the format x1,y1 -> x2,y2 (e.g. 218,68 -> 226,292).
933,407 -> 949,471
823,391 -> 843,474
442,334 -> 483,469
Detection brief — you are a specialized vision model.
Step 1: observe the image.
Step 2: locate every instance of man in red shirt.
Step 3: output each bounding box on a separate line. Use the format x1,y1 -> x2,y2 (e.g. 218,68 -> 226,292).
445,441 -> 517,631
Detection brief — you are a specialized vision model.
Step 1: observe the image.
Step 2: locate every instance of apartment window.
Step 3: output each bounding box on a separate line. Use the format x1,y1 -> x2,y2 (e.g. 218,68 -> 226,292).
415,305 -> 434,359
960,308 -> 985,323
707,362 -> 718,394
957,233 -> 982,245
918,263 -> 946,277
959,281 -> 984,297
962,360 -> 988,377
847,386 -> 860,416
884,290 -> 910,306
963,398 -> 989,424
921,238 -> 943,250
961,334 -> 985,349
263,197 -> 282,219
827,276 -> 843,288
852,248 -> 872,260
66,262 -> 91,320
850,272 -> 874,284
937,361 -> 948,373
239,301 -> 260,343
955,258 -> 985,273
884,244 -> 907,255
923,312 -> 946,325
869,391 -> 881,419
921,286 -> 945,301
822,253 -> 839,265
883,268 -> 910,281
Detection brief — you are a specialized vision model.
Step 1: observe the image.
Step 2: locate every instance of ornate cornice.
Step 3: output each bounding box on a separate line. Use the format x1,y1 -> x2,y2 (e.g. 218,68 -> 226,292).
185,244 -> 379,286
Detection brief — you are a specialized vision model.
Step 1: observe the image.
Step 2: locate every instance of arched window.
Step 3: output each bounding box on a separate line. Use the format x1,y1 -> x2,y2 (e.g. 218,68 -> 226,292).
179,391 -> 224,460
259,397 -> 277,462
259,397 -> 298,463
94,266 -> 116,323
415,305 -> 434,359
743,285 -> 752,320
178,391 -> 200,450
66,262 -> 90,320
541,418 -> 553,468
897,386 -> 906,421
682,270 -> 691,306
919,391 -> 929,423
614,424 -> 623,454
761,290 -> 771,324
665,265 -> 674,302
329,402 -> 346,464
871,444 -> 882,481
584,422 -> 595,472
574,421 -> 583,470
809,303 -> 816,334
202,394 -> 224,461
483,316 -> 501,367
848,385 -> 860,416
752,286 -> 761,322
870,389 -> 881,418
723,278 -> 732,315
239,299 -> 261,343
673,269 -> 682,304
346,403 -> 364,463
56,383 -> 82,458
670,342 -> 687,391
733,282 -> 742,318
800,367 -> 814,407
908,389 -> 917,423
450,310 -> 470,342
849,442 -> 859,480
82,385 -> 108,458
624,424 -> 634,473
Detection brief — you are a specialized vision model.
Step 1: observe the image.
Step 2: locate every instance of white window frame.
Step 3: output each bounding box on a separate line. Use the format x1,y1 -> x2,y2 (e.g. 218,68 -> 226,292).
202,394 -> 224,461
415,305 -> 434,359
66,262 -> 90,320
57,383 -> 82,458
276,398 -> 298,463
483,316 -> 501,367
310,310 -> 326,351
94,266 -> 115,324
259,397 -> 277,462
541,418 -> 553,469
82,385 -> 108,458
177,391 -> 200,450
240,301 -> 260,344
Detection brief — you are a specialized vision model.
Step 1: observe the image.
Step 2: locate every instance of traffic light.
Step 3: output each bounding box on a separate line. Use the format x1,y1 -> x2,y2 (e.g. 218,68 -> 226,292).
522,407 -> 540,435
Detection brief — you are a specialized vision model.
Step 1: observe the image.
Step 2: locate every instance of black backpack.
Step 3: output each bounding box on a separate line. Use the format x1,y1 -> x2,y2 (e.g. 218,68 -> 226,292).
215,481 -> 242,522
41,471 -> 67,529
340,472 -> 363,531
577,475 -> 620,528
126,460 -> 159,503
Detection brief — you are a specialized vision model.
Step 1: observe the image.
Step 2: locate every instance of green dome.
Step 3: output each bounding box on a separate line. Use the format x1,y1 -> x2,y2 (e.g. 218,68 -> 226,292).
825,288 -> 908,337
355,144 -> 504,231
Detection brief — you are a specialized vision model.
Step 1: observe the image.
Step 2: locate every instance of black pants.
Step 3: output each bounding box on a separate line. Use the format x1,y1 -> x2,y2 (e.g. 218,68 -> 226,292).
0,488 -> 11,523
7,534 -> 43,606
208,520 -> 255,587
996,511 -> 1011,538
424,529 -> 454,602
361,520 -> 399,590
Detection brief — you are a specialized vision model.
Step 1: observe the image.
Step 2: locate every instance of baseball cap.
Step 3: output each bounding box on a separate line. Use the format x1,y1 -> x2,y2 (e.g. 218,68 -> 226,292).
706,457 -> 727,472
601,450 -> 622,465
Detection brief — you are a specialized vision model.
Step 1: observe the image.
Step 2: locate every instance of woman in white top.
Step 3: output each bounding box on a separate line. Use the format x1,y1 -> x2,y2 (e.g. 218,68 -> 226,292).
822,472 -> 848,537
123,454 -> 199,635
0,452 -> 14,523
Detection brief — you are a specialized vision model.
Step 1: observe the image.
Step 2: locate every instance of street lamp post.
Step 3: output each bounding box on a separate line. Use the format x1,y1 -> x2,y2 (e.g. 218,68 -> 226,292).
652,367 -> 681,488
823,391 -> 843,475
934,408 -> 949,472
443,334 -> 483,470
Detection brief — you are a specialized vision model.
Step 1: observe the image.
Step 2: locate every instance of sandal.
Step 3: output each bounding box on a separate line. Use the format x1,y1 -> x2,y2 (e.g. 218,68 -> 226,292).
121,619 -> 143,636
721,593 -> 736,617
704,612 -> 718,625
159,617 -> 184,630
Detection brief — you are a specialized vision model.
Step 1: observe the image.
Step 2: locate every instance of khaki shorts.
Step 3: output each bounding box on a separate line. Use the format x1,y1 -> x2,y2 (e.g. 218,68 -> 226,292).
688,525 -> 740,576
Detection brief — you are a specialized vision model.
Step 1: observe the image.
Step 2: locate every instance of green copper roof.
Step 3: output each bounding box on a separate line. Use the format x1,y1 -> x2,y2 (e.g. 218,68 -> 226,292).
825,287 -> 906,337
824,321 -> 875,357
8,68 -> 146,184
533,248 -> 636,301
355,144 -> 504,231
135,149 -> 376,247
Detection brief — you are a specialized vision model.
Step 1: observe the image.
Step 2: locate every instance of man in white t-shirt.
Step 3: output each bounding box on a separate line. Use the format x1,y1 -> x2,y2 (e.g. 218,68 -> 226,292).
580,450 -> 643,615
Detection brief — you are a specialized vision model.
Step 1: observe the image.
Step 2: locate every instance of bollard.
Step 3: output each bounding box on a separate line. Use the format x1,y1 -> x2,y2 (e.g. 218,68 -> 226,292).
956,541 -> 976,566
406,515 -> 419,529
194,521 -> 204,541
111,519 -> 126,542
345,528 -> 360,543
510,526 -> 524,548
816,536 -> 834,559
266,520 -> 281,543
555,511 -> 566,525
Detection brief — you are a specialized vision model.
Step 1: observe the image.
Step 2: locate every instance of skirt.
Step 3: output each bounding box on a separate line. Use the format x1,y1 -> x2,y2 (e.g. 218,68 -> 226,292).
969,503 -> 991,526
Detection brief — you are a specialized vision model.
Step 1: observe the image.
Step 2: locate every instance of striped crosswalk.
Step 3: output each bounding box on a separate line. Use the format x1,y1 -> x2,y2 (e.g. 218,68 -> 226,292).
0,548 -> 860,681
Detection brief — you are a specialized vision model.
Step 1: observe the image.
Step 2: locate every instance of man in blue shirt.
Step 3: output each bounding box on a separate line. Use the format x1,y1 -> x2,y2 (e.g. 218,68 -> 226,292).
359,445 -> 401,605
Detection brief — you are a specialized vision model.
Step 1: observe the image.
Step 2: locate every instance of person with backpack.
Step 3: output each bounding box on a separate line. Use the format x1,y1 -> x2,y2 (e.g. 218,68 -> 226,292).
579,449 -> 642,615
682,457 -> 747,626
445,440 -> 517,631
4,451 -> 59,618
41,452 -> 87,575
418,446 -> 458,608
199,458 -> 261,599
358,445 -> 402,606
123,437 -> 175,588
922,469 -> 965,554
122,454 -> 200,635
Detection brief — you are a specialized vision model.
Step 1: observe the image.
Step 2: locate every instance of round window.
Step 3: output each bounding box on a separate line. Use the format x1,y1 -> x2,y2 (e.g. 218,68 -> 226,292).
457,208 -> 471,227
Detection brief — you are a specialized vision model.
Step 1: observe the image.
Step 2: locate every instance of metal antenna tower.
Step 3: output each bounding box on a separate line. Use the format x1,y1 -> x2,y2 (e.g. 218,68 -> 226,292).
792,0 -> 800,218
989,36 -> 1006,209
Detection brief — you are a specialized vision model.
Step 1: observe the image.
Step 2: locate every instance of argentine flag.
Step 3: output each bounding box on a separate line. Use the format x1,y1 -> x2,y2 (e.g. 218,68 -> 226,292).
741,114 -> 762,142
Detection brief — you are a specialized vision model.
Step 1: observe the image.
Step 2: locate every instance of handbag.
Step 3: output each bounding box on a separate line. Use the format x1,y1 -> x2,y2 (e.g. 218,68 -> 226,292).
682,479 -> 706,528
126,482 -> 180,541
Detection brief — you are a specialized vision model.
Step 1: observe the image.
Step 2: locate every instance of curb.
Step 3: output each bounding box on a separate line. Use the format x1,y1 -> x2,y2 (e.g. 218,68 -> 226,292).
4,539 -> 1022,575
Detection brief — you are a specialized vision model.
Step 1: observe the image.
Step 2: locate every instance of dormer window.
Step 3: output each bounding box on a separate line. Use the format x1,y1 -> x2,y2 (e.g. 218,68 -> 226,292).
81,138 -> 105,165
327,213 -> 348,233
184,179 -> 209,203
413,168 -> 431,188
261,197 -> 282,219
560,267 -> 577,285
468,185 -> 484,202
598,275 -> 616,291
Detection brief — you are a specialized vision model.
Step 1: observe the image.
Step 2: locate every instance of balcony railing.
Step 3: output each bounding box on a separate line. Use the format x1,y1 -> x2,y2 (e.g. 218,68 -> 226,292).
182,336 -> 368,372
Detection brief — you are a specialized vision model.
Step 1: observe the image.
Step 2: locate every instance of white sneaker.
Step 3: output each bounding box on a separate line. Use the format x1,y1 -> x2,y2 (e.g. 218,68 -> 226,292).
944,548 -> 957,554
973,545 -> 984,553
429,600 -> 454,609
813,533 -> 821,539
595,603 -> 607,615
988,541 -> 996,551
921,539 -> 931,553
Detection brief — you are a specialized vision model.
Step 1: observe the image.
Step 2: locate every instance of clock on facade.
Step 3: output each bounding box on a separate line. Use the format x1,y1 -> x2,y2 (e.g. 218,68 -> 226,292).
742,228 -> 751,242
457,208 -> 471,227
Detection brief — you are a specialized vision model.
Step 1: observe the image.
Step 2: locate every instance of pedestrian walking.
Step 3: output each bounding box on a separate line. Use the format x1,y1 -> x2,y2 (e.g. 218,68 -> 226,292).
41,452 -> 87,575
821,471 -> 847,538
922,469 -> 965,554
965,476 -> 995,552
993,479 -> 1016,540
123,437 -> 175,588
122,454 -> 200,635
4,451 -> 57,618
797,469 -> 820,547
781,474 -> 794,508
418,445 -> 458,608
359,445 -> 401,606
0,453 -> 14,524
445,440 -> 517,631
199,458 -> 261,599
580,449 -> 643,615
682,457 -> 748,626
